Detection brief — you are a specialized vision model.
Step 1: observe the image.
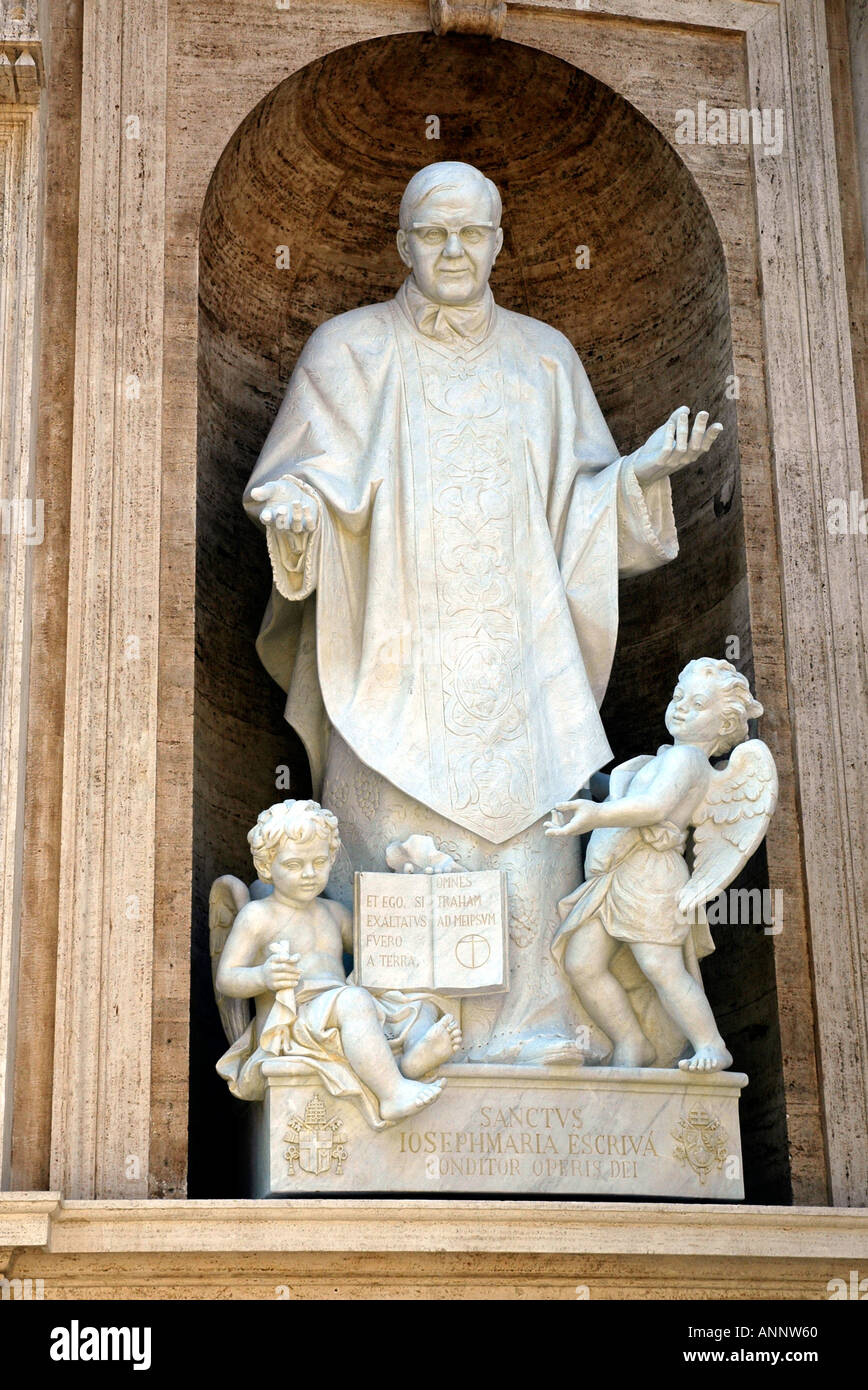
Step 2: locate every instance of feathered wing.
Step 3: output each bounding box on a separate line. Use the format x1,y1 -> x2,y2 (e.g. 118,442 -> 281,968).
679,740 -> 778,917
209,874 -> 252,1044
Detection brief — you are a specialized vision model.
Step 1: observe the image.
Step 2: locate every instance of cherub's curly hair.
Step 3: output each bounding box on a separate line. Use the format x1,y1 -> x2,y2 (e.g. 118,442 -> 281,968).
676,658 -> 763,756
248,799 -> 341,881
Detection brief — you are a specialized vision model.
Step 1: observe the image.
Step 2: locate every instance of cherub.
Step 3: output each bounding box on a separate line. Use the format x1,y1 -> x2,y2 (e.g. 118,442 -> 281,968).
211,799 -> 461,1127
545,658 -> 777,1072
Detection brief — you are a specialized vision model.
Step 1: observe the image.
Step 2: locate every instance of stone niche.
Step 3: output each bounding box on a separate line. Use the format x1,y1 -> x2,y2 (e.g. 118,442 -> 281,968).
193,33 -> 785,1199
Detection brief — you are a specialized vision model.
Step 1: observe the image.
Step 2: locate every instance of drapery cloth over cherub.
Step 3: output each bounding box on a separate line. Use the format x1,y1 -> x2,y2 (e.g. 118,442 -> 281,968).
210,872 -> 454,1129
216,976 -> 430,1130
244,276 -> 679,845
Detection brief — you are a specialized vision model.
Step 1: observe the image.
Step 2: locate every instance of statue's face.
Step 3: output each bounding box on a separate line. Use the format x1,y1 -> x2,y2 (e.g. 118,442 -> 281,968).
269,831 -> 332,904
396,183 -> 503,305
665,670 -> 732,749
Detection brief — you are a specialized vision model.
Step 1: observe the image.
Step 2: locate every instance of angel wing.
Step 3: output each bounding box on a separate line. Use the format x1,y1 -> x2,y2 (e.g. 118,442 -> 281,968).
679,740 -> 778,916
209,874 -> 252,1044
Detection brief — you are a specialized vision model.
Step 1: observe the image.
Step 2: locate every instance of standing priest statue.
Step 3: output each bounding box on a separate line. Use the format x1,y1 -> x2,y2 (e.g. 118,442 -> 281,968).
244,161 -> 722,1065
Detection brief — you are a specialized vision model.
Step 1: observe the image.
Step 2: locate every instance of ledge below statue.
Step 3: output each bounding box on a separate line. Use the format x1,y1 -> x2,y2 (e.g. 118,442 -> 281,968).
252,1062 -> 747,1199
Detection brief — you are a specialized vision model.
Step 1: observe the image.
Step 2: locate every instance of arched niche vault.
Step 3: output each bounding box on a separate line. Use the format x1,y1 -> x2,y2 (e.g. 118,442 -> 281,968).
194,32 -> 785,1199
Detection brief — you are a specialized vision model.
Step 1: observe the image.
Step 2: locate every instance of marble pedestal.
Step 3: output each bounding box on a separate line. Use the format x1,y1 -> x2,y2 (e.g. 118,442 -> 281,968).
252,1061 -> 747,1199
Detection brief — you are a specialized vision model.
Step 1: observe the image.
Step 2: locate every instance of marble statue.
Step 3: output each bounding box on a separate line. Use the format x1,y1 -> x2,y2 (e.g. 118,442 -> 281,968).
211,799 -> 462,1128
546,659 -> 778,1072
243,160 -> 724,1065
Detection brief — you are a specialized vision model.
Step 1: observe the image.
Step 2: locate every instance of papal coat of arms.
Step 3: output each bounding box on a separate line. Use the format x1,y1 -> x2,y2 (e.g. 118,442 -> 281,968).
284,1093 -> 348,1177
671,1106 -> 729,1184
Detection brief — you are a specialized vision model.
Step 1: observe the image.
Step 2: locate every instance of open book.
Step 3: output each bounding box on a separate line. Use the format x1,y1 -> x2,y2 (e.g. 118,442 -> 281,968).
353,870 -> 509,995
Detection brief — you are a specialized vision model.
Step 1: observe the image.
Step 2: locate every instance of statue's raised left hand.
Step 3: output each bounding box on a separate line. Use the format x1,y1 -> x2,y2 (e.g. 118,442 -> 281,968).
630,406 -> 722,487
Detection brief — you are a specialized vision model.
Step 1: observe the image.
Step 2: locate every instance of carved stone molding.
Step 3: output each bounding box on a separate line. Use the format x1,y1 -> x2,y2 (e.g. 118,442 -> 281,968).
2,1195 -> 868,1298
49,0 -> 168,1201
0,0 -> 43,99
430,0 -> 507,38
0,101 -> 41,1186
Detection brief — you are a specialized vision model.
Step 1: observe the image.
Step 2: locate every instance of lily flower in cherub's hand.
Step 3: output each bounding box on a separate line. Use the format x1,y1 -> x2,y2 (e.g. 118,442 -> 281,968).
385,834 -> 463,874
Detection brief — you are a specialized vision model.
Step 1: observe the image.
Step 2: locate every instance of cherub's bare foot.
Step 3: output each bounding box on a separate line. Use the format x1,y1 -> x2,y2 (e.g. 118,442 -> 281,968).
678,1044 -> 732,1072
401,1014 -> 462,1079
612,1037 -> 656,1067
379,1076 -> 445,1121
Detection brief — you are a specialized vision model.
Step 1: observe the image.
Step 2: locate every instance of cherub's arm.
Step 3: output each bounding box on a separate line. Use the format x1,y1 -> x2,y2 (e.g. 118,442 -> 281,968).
215,904 -> 269,998
594,752 -> 699,825
546,748 -> 706,838
608,754 -> 655,800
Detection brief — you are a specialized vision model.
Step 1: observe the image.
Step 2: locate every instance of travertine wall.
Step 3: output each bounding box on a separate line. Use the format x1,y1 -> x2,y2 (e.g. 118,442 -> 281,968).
846,0 -> 867,253
6,0 -> 80,1200
0,0 -> 43,1191
2,0 -> 866,1247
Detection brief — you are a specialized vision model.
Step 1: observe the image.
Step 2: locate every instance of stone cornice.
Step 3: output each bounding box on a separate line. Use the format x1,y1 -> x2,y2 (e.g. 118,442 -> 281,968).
2,1194 -> 868,1258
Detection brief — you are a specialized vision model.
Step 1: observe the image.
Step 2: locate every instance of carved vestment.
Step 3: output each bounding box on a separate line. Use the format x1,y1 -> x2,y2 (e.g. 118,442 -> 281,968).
245,278 -> 677,845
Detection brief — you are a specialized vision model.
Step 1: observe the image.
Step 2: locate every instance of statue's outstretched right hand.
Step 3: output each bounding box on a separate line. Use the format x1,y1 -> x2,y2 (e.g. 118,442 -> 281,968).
251,478 -> 319,541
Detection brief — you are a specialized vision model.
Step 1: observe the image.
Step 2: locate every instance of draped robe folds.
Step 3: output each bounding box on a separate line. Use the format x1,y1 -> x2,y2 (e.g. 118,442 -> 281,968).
244,279 -> 680,1061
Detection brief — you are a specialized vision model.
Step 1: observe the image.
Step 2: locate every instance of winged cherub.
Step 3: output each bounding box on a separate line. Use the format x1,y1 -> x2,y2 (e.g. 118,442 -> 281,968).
210,799 -> 461,1127
545,659 -> 778,1072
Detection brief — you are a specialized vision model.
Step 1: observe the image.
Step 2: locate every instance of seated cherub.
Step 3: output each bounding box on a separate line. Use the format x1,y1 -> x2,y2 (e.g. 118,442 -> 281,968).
213,799 -> 461,1126
545,658 -> 777,1073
